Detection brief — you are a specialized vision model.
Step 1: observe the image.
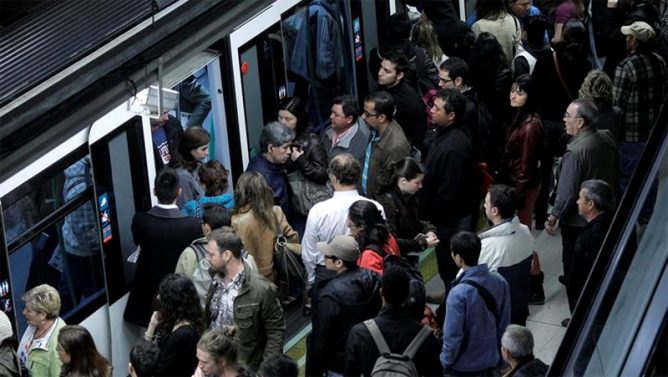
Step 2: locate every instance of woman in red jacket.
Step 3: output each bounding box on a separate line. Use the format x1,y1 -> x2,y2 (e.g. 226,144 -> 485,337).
499,74 -> 546,304
499,74 -> 543,227
347,200 -> 400,275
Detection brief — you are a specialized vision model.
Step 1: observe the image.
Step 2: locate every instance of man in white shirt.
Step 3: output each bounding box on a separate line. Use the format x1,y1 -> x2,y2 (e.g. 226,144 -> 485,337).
301,153 -> 384,315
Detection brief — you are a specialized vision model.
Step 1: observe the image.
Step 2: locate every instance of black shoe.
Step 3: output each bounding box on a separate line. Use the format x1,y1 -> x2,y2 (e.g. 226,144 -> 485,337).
561,318 -> 571,327
529,272 -> 545,305
558,275 -> 566,285
535,221 -> 545,230
528,293 -> 545,305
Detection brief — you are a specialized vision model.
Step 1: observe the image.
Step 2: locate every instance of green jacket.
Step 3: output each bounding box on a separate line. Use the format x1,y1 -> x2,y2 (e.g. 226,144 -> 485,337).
24,317 -> 66,377
0,343 -> 20,377
562,128 -> 619,226
205,261 -> 285,370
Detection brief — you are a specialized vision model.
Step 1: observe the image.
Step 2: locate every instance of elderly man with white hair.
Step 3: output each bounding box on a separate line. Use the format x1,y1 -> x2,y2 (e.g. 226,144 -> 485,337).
500,325 -> 548,377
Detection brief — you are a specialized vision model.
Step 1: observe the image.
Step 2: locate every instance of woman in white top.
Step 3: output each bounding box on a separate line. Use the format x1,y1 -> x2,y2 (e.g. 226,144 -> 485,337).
471,0 -> 521,65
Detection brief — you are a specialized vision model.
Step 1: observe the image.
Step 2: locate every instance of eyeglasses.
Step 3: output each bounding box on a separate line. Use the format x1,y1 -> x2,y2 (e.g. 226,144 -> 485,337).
362,110 -> 379,118
439,78 -> 453,84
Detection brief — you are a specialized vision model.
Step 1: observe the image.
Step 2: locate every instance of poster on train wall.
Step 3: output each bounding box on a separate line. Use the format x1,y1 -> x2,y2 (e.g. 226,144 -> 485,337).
353,17 -> 363,62
99,193 -> 113,243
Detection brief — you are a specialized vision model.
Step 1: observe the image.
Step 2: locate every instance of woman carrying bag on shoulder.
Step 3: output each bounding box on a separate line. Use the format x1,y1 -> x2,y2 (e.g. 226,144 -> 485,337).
232,172 -> 299,284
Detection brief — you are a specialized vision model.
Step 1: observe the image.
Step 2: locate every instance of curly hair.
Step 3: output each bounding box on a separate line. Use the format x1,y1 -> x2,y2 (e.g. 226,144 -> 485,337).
154,274 -> 205,339
578,70 -> 614,107
234,171 -> 275,229
198,160 -> 230,196
348,200 -> 389,250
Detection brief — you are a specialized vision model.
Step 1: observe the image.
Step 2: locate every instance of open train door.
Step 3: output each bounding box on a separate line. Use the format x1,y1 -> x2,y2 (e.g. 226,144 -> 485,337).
88,107 -> 154,375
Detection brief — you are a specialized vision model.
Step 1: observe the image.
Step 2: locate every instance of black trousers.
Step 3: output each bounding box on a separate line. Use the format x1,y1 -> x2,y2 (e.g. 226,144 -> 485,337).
434,215 -> 472,293
561,224 -> 584,310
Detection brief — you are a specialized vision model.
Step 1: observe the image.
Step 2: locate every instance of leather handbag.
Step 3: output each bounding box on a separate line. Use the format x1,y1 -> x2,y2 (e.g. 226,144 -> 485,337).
287,170 -> 333,216
272,215 -> 305,296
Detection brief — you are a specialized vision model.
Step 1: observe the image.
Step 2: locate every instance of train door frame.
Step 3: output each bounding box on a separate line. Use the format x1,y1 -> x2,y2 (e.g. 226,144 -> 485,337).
87,104 -> 155,375
229,0 -> 302,168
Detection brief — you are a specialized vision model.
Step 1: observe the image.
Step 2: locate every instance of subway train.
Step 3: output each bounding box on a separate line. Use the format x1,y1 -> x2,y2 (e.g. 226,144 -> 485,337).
0,0 -> 406,373
1,0 -> 666,376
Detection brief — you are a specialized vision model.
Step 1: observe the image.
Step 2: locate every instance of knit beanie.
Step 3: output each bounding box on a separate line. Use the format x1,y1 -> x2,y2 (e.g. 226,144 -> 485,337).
0,310 -> 13,344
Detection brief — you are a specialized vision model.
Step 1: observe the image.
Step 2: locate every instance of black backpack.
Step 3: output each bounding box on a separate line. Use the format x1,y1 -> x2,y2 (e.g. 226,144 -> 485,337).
366,245 -> 427,321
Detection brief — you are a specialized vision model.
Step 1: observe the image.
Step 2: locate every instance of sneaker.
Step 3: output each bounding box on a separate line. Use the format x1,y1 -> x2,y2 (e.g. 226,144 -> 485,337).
427,290 -> 446,304
561,318 -> 571,327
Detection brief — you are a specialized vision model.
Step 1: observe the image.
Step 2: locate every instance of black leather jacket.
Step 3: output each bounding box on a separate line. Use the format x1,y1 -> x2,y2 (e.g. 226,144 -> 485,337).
307,267 -> 381,376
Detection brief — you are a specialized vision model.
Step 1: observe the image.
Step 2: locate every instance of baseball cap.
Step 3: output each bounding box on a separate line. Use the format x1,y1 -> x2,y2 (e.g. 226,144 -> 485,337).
621,21 -> 656,42
317,235 -> 360,262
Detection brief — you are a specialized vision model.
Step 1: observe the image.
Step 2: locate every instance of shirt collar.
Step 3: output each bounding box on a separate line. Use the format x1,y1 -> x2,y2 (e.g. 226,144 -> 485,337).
156,203 -> 179,210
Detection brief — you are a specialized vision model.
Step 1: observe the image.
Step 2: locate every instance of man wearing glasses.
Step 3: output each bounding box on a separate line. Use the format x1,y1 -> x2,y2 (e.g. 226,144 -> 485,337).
544,99 -> 618,300
359,91 -> 411,198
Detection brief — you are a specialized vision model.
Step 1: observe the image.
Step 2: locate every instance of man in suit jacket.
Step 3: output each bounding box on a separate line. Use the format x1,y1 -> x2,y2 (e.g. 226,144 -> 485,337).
124,168 -> 202,327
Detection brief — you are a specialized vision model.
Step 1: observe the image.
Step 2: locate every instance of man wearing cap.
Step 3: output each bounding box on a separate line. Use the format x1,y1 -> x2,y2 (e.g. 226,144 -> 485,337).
306,235 -> 382,377
613,21 -> 667,197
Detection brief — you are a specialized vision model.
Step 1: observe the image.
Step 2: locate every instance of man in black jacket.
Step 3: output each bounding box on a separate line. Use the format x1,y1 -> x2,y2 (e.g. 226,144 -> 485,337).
306,235 -> 381,377
420,89 -> 475,299
566,179 -> 615,314
376,50 -> 428,150
345,266 -> 442,377
124,168 -> 202,327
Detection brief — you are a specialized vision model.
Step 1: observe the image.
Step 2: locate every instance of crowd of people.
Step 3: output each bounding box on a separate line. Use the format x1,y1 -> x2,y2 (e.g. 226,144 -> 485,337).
7,0 -> 667,376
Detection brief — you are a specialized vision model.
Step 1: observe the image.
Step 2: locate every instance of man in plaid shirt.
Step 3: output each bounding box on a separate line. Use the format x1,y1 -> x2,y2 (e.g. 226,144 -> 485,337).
613,21 -> 667,197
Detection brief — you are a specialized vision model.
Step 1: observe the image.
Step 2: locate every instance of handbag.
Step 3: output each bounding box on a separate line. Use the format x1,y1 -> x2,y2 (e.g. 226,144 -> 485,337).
287,170 -> 333,216
272,215 -> 305,297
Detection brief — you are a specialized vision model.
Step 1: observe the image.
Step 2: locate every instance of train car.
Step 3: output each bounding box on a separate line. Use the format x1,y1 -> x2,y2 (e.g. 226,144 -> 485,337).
0,0 -> 409,374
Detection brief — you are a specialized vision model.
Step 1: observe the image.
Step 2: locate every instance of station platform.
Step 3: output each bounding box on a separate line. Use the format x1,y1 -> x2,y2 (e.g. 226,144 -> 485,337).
282,224 -> 568,374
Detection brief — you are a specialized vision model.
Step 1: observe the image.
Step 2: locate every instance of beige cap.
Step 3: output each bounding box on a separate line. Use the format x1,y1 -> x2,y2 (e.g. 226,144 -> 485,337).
621,21 -> 656,42
317,235 -> 360,262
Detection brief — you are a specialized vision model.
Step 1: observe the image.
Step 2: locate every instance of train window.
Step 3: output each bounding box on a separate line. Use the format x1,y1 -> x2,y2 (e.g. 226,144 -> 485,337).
3,150 -> 89,246
0,215 -> 17,337
5,157 -> 106,335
